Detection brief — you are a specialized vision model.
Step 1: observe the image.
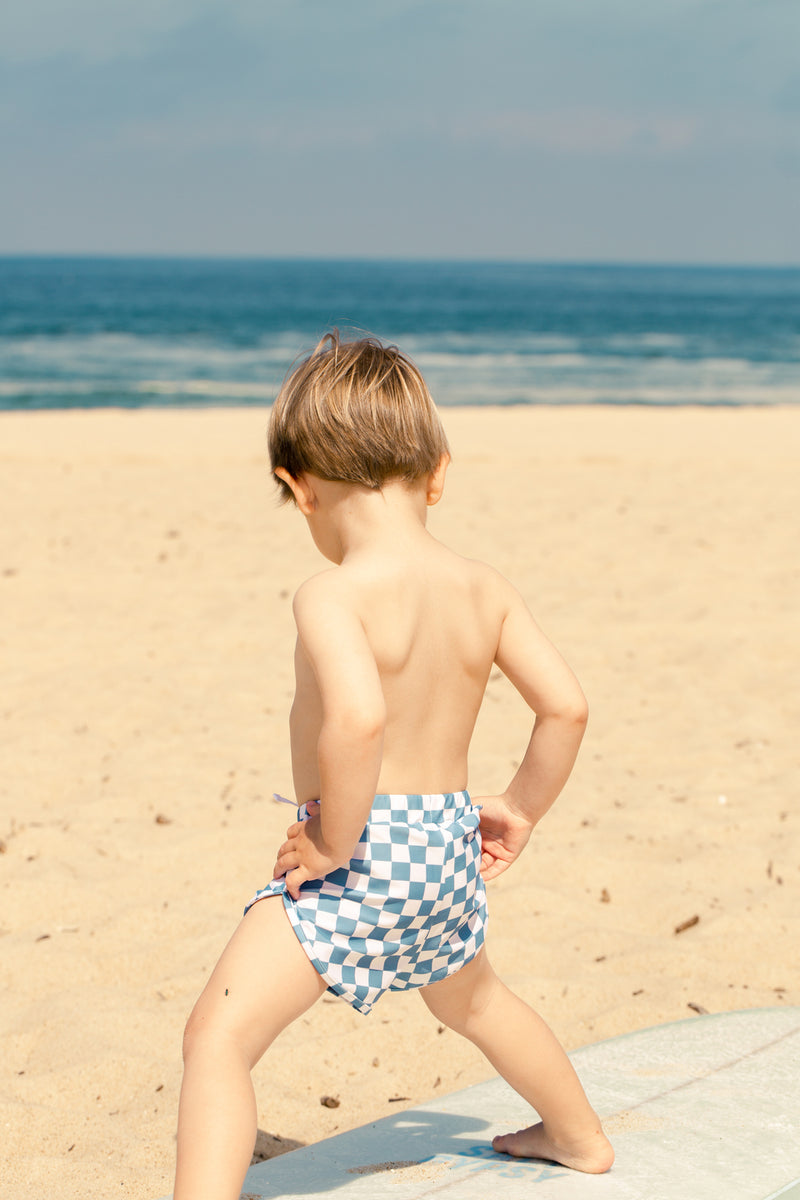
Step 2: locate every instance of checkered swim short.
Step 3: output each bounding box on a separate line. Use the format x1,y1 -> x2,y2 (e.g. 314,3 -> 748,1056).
244,791 -> 487,1014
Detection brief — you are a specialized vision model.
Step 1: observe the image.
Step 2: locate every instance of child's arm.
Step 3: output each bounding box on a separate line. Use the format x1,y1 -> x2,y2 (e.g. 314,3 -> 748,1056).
477,582 -> 588,881
273,574 -> 386,899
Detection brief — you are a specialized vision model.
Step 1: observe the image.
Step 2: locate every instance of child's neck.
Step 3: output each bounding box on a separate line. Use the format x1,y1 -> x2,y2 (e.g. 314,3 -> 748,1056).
316,478 -> 431,563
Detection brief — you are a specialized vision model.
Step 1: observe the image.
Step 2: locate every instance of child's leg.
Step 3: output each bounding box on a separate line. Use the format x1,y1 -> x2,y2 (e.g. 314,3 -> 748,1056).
174,897 -> 327,1200
419,948 -> 613,1173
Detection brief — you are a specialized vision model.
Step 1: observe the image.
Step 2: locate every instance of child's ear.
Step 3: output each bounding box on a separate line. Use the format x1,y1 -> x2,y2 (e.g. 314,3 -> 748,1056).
274,468 -> 317,515
426,453 -> 450,507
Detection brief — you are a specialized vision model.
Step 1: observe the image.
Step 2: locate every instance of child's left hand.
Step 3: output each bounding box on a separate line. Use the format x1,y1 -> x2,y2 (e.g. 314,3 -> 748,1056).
272,801 -> 341,899
475,794 -> 534,880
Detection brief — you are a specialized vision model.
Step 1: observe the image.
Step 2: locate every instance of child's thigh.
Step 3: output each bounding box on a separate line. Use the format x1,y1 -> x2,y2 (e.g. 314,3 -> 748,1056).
187,897 -> 327,1065
418,947 -> 498,1033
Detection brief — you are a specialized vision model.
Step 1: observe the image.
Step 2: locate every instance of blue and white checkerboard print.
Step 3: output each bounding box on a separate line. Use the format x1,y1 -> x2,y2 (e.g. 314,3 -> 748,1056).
245,791 -> 487,1014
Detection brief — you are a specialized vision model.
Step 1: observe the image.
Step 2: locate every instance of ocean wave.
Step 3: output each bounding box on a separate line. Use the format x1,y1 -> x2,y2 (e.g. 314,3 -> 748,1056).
2,330 -> 799,410
3,374 -> 798,410
0,332 -> 304,378
135,379 -> 277,399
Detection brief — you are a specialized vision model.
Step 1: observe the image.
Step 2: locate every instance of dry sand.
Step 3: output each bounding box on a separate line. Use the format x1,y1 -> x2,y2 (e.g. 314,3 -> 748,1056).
1,405 -> 798,1200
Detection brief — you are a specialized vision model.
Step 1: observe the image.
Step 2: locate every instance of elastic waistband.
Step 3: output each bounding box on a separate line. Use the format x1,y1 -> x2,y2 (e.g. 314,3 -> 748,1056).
365,790 -> 473,823
292,790 -> 475,825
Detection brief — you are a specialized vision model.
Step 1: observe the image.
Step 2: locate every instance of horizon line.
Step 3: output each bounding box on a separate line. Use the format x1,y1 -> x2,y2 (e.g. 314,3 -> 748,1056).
1,252 -> 799,271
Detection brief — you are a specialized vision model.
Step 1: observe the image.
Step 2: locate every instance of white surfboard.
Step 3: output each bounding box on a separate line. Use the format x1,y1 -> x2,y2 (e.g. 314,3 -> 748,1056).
175,1007 -> 800,1200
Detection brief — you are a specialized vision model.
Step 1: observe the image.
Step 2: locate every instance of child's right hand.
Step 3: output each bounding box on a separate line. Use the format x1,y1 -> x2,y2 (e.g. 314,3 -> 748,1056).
475,794 -> 534,881
272,801 -> 343,899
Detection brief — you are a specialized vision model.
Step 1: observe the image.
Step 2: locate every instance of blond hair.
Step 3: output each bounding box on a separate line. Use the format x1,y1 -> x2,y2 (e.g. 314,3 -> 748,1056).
268,331 -> 449,501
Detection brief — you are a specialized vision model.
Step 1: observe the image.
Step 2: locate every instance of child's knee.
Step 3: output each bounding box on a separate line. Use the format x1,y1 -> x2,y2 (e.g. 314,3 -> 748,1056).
181,1000 -> 239,1066
181,1005 -> 210,1064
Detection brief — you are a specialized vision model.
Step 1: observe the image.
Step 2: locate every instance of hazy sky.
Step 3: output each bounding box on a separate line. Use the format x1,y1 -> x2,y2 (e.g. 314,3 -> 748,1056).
1,0 -> 798,262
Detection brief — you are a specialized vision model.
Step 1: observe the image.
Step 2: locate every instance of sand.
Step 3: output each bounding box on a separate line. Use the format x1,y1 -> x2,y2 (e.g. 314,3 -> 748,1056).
1,405 -> 798,1200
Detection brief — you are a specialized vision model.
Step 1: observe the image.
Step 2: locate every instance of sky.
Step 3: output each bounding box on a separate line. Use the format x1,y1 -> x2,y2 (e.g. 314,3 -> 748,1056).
1,0 -> 799,263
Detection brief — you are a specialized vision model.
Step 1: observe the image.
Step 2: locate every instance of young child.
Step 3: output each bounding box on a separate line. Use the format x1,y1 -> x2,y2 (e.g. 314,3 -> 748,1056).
173,333 -> 613,1199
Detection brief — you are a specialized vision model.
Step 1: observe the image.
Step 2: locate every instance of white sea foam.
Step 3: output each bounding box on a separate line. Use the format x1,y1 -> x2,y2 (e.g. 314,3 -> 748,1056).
2,333 -> 799,408
135,379 -> 277,399
606,332 -> 688,352
1,332 -> 302,373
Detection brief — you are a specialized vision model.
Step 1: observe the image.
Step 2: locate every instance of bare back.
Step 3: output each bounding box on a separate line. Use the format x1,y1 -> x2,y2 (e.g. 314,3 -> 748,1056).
290,537 -> 507,800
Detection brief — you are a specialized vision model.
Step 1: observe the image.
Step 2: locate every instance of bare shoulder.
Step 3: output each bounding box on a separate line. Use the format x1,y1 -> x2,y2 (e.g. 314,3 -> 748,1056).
293,567 -> 341,607
292,565 -> 359,611
289,568 -> 374,648
291,568 -> 365,640
456,553 -> 526,618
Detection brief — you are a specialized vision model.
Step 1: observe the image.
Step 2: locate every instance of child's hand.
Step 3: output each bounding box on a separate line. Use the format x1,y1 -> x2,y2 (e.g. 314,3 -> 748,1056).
272,802 -> 342,900
475,795 -> 534,881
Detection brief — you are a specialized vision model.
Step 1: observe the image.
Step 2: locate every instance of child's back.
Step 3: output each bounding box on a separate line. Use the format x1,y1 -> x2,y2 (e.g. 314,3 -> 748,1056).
291,479 -> 510,800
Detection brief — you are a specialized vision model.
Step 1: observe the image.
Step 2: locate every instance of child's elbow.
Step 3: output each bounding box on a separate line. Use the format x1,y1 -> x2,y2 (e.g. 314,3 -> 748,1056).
334,698 -> 386,745
353,706 -> 386,745
561,690 -> 589,728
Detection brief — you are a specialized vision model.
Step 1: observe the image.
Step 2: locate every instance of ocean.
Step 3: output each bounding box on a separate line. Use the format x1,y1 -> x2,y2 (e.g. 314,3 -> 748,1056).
1,257 -> 799,410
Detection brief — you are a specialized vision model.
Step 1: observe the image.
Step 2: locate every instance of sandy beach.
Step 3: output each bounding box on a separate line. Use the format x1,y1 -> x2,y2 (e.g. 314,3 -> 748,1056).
1,404 -> 798,1200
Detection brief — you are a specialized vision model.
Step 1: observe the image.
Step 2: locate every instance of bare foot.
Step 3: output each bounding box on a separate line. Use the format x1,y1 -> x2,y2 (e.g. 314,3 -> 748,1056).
492,1120 -> 614,1174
